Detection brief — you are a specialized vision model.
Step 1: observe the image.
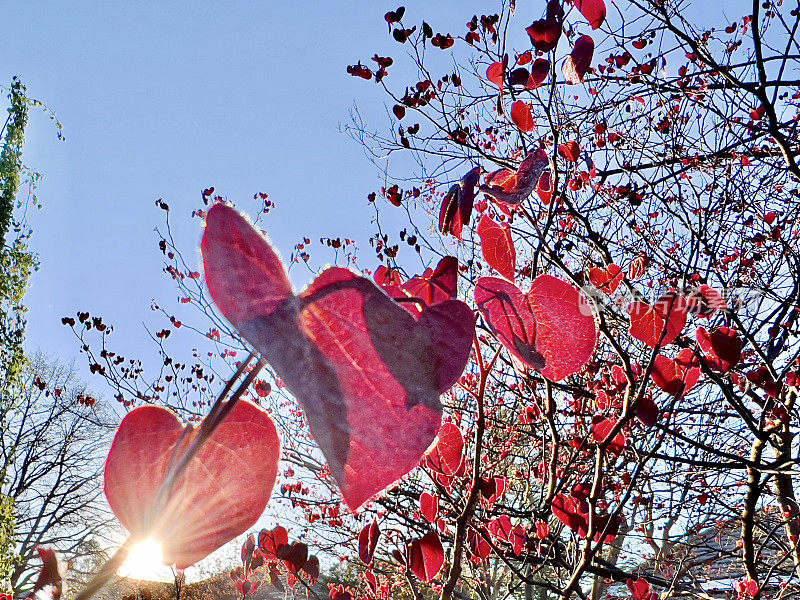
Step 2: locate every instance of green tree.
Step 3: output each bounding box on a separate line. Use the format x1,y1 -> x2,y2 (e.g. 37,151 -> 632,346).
0,75 -> 34,597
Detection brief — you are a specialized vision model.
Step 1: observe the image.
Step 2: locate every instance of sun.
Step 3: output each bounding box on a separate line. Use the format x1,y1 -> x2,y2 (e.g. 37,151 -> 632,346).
118,539 -> 171,581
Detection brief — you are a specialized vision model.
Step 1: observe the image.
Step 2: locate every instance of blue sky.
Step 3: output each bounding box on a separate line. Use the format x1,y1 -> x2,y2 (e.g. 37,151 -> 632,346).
3,1 -> 492,381
4,0 -> 743,386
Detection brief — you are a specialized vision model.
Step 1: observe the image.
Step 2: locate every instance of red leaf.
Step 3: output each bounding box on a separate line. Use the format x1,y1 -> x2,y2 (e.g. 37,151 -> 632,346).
486,62 -> 505,87
408,532 -> 445,582
30,547 -> 67,600
439,167 -> 480,238
475,277 -> 542,369
475,275 -> 597,381
591,416 -> 626,455
489,515 -> 513,542
627,294 -> 688,348
558,140 -> 581,162
696,326 -> 742,373
480,476 -> 507,505
526,19 -> 561,52
651,348 -> 700,397
259,525 -> 289,560
510,525 -> 527,555
104,400 -> 280,568
568,0 -> 607,29
202,205 -> 476,510
527,275 -> 598,382
438,184 -> 463,239
685,284 -> 726,318
627,578 -> 653,600
303,556 -> 320,580
480,150 -> 549,205
379,257 -> 459,315
424,422 -> 465,476
510,101 -> 535,132
587,264 -> 623,294
536,169 -> 553,205
527,59 -> 551,89
628,254 -> 649,279
635,395 -> 660,426
467,529 -> 492,562
374,265 -> 403,288
420,493 -> 439,523
563,35 -> 594,84
484,168 -> 517,192
477,215 -> 516,281
552,495 -> 618,543
551,494 -> 589,535
358,520 -> 380,564
277,542 -> 308,572
385,257 -> 460,314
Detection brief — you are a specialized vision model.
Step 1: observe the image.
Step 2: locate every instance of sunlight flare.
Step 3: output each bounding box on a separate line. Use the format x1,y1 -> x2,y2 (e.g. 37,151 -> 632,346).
118,539 -> 170,581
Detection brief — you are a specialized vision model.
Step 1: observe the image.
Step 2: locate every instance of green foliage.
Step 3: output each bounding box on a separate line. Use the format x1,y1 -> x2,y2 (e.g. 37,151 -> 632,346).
0,78 -> 29,249
0,495 -> 14,594
0,78 -> 36,398
0,77 -> 40,598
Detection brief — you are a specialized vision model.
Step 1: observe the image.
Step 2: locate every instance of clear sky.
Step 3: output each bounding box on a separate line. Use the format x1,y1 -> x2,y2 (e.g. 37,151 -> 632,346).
3,1 -> 493,380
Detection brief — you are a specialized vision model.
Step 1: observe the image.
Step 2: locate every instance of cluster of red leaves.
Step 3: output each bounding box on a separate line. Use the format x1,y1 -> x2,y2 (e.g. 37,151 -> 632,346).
234,525 -> 320,595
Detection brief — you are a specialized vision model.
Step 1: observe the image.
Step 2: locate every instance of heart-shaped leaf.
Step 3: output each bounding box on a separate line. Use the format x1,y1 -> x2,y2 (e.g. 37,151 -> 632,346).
686,284 -> 726,318
696,326 -> 742,373
551,494 -> 588,535
202,205 -> 476,510
526,19 -> 561,52
510,101 -> 535,132
627,578 -> 655,600
486,62 -> 505,88
479,150 -> 549,205
568,0 -> 606,29
423,422 -> 465,477
651,348 -> 700,397
477,215 -> 516,281
408,532 -> 445,582
489,515 -> 513,542
104,400 -> 280,569
259,525 -> 289,560
587,264 -> 623,294
510,525 -> 527,555
528,59 -> 551,89
527,275 -> 598,381
379,256 -> 459,314
467,529 -> 492,562
358,520 -> 380,565
628,294 -> 688,348
476,275 -> 597,381
552,493 -> 618,543
558,140 -> 581,162
591,416 -> 626,455
635,395 -> 660,427
475,277 -> 542,369
563,35 -> 594,84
